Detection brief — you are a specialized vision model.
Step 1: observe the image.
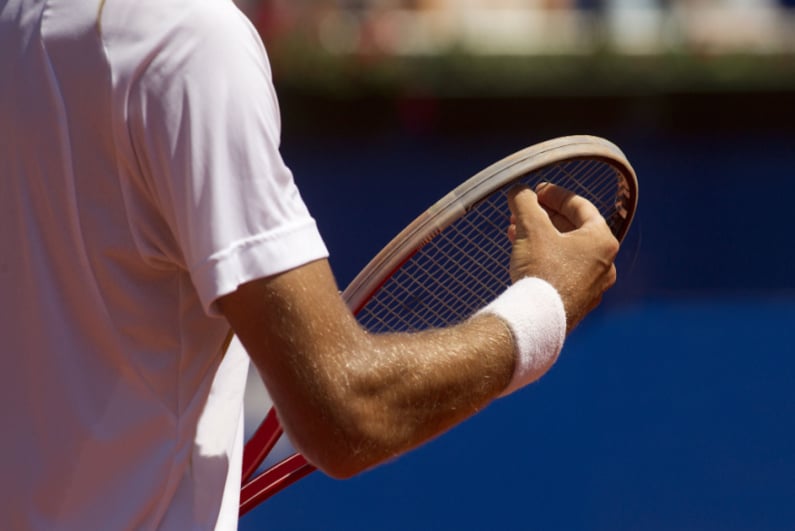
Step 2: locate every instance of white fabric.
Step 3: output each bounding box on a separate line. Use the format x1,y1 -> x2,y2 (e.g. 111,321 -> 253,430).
477,277 -> 567,396
0,0 -> 327,529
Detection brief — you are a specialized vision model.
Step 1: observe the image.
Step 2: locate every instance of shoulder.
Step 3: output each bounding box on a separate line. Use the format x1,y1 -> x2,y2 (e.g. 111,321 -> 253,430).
100,0 -> 267,78
100,0 -> 254,37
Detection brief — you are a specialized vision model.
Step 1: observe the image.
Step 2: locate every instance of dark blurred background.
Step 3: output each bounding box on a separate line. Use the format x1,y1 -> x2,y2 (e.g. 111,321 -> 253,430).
236,2 -> 795,529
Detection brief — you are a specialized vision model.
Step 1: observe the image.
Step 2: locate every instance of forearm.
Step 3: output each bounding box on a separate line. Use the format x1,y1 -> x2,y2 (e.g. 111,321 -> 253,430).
221,260 -> 518,478
299,314 -> 515,477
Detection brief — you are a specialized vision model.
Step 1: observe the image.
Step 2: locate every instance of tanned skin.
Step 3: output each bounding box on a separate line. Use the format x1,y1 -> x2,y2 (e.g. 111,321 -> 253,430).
218,183 -> 618,478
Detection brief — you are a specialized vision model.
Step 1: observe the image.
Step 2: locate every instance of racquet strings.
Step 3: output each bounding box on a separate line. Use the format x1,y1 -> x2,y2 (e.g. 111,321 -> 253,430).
356,158 -> 629,334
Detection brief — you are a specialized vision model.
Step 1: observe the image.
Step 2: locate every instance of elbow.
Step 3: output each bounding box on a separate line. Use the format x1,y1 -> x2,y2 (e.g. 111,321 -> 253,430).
282,411 -> 393,480
286,400 -> 398,480
279,368 -> 402,480
313,457 -> 365,481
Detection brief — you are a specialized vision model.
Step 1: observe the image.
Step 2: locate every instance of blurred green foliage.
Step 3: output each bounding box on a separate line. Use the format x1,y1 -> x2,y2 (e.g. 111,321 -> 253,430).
269,46 -> 795,98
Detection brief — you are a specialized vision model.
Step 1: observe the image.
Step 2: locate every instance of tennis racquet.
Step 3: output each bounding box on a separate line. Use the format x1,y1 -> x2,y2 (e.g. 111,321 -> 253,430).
239,134 -> 639,516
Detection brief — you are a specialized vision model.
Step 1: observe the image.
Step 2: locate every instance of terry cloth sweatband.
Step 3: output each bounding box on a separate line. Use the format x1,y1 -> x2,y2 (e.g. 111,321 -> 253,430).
477,277 -> 566,396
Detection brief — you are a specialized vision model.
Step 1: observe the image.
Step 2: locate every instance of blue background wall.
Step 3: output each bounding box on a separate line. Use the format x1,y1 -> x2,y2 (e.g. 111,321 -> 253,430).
241,94 -> 795,530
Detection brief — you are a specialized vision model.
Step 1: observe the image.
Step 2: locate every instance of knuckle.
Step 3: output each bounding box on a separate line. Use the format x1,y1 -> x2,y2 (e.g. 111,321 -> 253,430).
607,237 -> 620,258
608,264 -> 617,286
598,230 -> 620,258
600,265 -> 617,291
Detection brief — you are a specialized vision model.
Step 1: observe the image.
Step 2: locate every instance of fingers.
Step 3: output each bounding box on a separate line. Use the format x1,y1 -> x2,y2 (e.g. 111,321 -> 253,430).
506,185 -> 553,237
542,206 -> 577,233
536,182 -> 603,230
505,183 -> 621,334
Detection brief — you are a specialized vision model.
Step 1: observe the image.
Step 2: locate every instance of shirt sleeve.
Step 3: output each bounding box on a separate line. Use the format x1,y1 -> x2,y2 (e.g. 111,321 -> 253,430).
127,1 -> 328,315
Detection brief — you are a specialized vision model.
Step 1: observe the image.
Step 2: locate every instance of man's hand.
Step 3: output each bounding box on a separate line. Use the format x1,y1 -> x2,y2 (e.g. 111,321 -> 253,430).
506,183 -> 619,333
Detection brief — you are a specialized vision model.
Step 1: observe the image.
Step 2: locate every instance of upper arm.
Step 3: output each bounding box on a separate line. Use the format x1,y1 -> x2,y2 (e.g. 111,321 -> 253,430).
216,258 -> 369,472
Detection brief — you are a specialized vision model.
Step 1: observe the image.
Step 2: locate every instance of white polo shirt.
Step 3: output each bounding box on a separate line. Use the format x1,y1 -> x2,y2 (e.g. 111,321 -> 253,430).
0,0 -> 328,529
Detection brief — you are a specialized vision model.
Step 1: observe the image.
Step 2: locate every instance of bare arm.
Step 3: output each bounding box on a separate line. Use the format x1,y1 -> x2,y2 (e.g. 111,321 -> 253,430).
218,259 -> 515,478
217,184 -> 618,478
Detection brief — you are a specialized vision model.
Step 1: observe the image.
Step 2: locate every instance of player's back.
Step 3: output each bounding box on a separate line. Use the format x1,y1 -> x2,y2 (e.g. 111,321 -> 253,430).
0,1 -> 247,528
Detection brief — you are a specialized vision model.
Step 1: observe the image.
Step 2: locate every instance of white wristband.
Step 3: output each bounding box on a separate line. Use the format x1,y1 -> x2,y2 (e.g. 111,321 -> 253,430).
476,277 -> 567,396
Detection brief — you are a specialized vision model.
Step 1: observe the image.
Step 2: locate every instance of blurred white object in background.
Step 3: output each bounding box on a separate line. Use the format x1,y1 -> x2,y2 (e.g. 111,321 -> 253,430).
673,0 -> 785,53
605,0 -> 665,54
